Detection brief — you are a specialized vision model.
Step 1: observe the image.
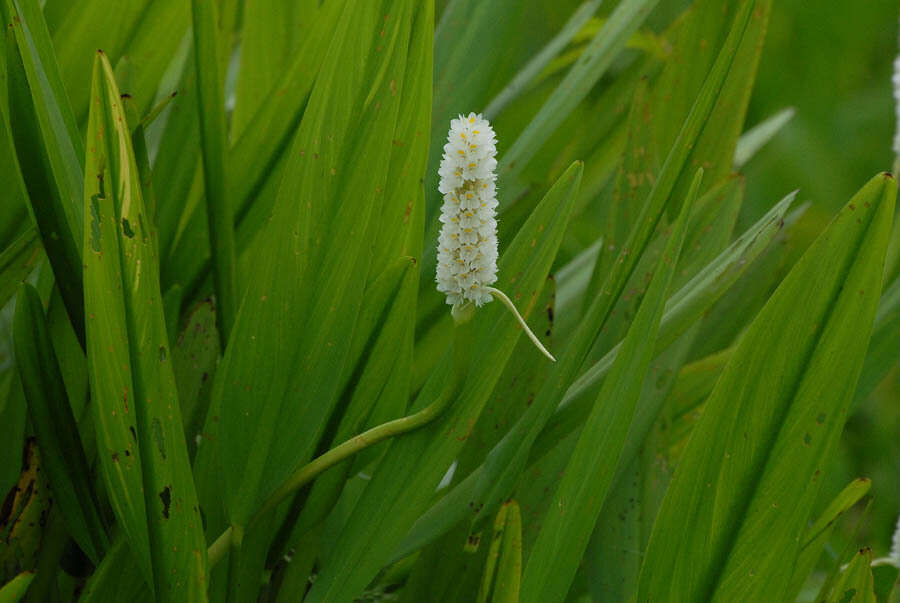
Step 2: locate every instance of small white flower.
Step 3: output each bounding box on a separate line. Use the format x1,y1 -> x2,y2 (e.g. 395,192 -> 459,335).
436,112 -> 499,308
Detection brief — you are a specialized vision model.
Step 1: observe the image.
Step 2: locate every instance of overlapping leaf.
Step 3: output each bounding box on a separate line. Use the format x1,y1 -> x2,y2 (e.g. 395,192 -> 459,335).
637,173 -> 896,601
2,0 -> 84,338
12,284 -> 108,563
83,51 -> 206,599
520,170 -> 700,602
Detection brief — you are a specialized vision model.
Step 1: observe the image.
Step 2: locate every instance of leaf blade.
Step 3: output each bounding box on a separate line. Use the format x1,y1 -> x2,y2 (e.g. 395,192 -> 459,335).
520,169 -> 702,602
84,51 -> 208,599
12,283 -> 109,563
636,173 -> 896,602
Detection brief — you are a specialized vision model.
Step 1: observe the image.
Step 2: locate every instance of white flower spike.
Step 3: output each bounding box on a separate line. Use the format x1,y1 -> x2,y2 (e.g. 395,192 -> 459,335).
436,112 -> 499,307
436,112 -> 555,362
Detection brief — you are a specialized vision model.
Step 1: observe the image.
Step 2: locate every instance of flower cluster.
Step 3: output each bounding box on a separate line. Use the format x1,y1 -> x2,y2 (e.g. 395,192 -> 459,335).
435,112 -> 499,307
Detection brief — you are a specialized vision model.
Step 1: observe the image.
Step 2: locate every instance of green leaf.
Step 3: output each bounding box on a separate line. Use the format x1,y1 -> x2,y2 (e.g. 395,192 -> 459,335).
452,276 -> 556,485
12,283 -> 108,563
483,0 -> 603,119
0,54 -> 30,249
785,477 -> 872,601
0,228 -> 42,309
44,286 -> 91,422
288,257 -> 418,526
231,0 -> 317,138
520,181 -> 741,602
520,169 -> 701,603
162,0 -> 345,299
661,346 -> 732,449
583,78 -> 656,306
304,160 -> 582,602
171,301 -> 219,455
112,0 -> 190,116
733,107 -> 795,168
50,0 -> 147,122
0,352 -> 26,519
151,50 -> 201,272
563,188 -> 795,412
872,565 -> 900,602
637,173 -> 896,601
476,500 -> 523,603
852,275 -> 900,407
652,0 -> 771,208
78,536 -> 152,603
2,0 -> 85,340
83,51 -> 207,599
826,548 -> 877,603
191,0 -> 236,343
497,0 -> 661,188
0,571 -> 33,603
579,185 -> 735,601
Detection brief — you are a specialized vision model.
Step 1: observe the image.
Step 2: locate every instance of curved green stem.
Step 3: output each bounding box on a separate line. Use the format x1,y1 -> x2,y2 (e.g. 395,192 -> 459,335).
207,321 -> 472,569
254,383 -> 455,521
486,286 -> 556,362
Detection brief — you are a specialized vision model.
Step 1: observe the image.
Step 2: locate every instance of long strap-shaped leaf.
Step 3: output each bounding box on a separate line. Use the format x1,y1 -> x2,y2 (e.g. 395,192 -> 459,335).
0,571 -> 34,603
476,500 -> 523,603
2,0 -> 85,340
520,169 -> 702,602
497,0 -> 661,188
83,51 -> 207,600
191,0 -> 236,344
12,283 -> 109,563
637,173 -> 896,601
825,548 -> 878,603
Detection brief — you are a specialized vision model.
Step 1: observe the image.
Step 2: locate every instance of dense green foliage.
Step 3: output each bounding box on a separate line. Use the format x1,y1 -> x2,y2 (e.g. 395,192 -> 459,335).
0,0 -> 898,601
